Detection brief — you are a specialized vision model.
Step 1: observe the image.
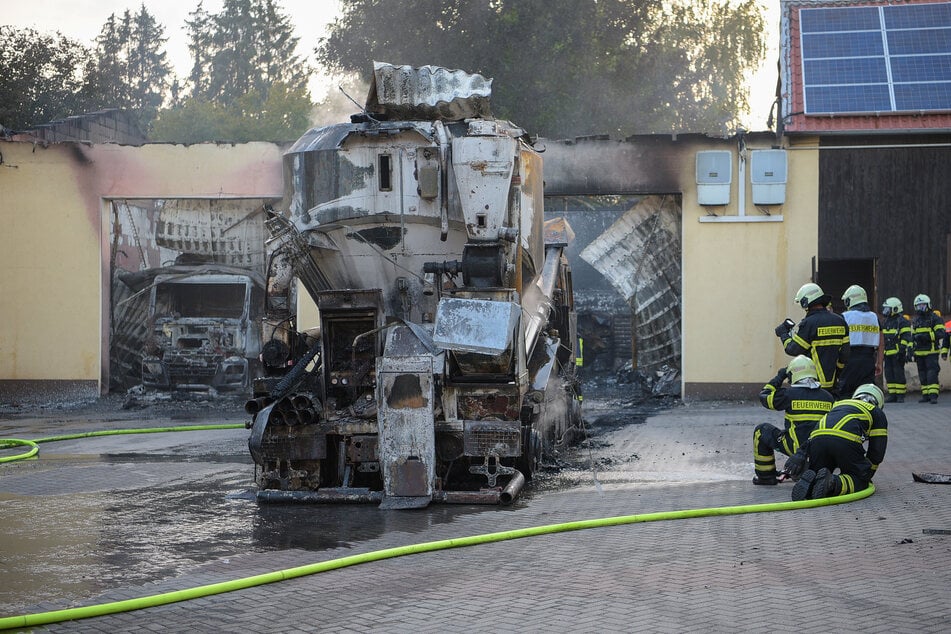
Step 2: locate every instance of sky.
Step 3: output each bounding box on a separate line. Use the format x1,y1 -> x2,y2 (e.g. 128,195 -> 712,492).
4,0 -> 781,131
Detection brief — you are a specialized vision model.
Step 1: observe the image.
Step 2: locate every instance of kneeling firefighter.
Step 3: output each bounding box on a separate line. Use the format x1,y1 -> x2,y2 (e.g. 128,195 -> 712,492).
792,384 -> 888,501
753,355 -> 835,485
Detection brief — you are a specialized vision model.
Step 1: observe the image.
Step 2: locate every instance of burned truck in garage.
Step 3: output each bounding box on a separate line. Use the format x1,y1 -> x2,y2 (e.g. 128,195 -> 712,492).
247,63 -> 582,508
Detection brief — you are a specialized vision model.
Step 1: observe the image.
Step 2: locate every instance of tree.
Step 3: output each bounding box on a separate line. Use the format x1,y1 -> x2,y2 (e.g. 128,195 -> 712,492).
185,0 -> 311,104
0,26 -> 98,130
161,0 -> 314,142
316,0 -> 766,138
88,5 -> 172,131
150,82 -> 312,143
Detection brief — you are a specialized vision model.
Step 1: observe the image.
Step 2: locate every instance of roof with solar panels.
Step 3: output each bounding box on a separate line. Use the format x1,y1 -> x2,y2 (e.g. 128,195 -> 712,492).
780,0 -> 951,134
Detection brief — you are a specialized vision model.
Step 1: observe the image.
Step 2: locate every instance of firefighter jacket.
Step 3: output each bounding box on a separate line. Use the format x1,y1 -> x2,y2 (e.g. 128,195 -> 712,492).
910,311 -> 948,357
759,376 -> 835,446
781,308 -> 850,390
842,303 -> 880,351
810,398 -> 888,476
882,313 -> 912,357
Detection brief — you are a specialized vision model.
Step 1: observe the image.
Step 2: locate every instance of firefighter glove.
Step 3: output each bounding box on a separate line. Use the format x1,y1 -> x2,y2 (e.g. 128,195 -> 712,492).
773,367 -> 789,384
775,321 -> 792,338
784,447 -> 808,479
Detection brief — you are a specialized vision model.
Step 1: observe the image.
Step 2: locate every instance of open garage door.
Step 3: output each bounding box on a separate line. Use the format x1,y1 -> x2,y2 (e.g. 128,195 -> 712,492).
544,195 -> 682,383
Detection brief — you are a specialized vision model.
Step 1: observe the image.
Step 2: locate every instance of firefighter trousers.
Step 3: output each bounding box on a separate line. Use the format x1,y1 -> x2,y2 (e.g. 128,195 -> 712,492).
883,354 -> 907,395
837,346 -> 876,401
916,354 -> 941,398
806,434 -> 873,496
753,423 -> 799,480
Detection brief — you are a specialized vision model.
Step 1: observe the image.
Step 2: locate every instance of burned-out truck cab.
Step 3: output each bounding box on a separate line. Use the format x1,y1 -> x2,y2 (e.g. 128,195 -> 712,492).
247,63 -> 582,508
141,270 -> 264,392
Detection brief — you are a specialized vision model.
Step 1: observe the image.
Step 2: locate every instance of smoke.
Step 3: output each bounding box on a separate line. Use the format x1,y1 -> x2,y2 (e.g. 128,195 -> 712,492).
310,72 -> 370,128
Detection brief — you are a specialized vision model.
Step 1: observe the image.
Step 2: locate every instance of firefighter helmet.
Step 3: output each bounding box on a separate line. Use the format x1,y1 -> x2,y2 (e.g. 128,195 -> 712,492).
853,384 -> 885,409
914,293 -> 931,313
795,283 -> 827,309
787,355 -> 817,384
881,297 -> 903,317
842,284 -> 868,309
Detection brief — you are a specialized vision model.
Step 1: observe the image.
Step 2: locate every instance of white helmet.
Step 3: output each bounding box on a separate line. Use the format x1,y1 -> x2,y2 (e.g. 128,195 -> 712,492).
881,297 -> 903,317
914,293 -> 931,313
787,355 -> 817,384
795,283 -> 828,310
853,384 -> 885,409
842,285 -> 868,309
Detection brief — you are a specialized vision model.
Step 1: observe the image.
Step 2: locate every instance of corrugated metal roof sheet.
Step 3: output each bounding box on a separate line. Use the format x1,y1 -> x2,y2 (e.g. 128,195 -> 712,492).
365,62 -> 493,121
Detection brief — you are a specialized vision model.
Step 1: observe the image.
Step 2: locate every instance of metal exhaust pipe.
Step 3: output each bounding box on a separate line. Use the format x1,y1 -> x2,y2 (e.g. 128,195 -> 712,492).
499,469 -> 525,505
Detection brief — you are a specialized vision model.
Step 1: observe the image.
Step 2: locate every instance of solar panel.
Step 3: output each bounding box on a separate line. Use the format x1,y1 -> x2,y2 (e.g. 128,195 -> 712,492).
799,2 -> 951,114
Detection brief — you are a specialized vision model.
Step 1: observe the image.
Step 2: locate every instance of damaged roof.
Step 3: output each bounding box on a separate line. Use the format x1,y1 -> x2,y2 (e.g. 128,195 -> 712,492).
365,61 -> 493,121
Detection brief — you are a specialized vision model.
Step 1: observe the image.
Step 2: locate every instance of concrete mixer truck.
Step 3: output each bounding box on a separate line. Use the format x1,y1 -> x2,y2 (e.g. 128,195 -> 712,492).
247,63 -> 582,508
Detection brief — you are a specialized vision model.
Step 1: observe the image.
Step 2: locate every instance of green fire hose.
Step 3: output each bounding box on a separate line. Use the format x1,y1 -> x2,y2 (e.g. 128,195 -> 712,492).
0,424 -> 875,630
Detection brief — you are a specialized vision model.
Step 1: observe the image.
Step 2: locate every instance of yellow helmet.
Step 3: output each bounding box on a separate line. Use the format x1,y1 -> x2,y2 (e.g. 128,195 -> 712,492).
794,283 -> 827,309
842,284 -> 868,309
853,384 -> 884,409
881,297 -> 903,316
787,355 -> 817,384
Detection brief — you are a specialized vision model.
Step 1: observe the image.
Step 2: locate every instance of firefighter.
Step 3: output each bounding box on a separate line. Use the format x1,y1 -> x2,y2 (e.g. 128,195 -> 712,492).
753,355 -> 834,485
792,384 -> 887,500
881,297 -> 912,402
837,284 -> 882,399
910,294 -> 947,403
775,283 -> 850,396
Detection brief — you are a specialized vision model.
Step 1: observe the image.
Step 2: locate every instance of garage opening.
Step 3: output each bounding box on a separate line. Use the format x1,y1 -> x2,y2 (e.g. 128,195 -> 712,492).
107,198 -> 275,394
544,194 -> 682,391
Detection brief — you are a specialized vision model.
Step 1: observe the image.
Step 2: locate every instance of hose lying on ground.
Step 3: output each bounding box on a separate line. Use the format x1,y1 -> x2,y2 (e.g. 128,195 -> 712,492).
0,428 -> 876,633
0,424 -> 247,464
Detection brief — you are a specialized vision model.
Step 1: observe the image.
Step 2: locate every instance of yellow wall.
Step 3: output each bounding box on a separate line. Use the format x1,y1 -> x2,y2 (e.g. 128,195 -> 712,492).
0,141 -> 284,389
0,135 -> 825,400
681,137 -> 820,397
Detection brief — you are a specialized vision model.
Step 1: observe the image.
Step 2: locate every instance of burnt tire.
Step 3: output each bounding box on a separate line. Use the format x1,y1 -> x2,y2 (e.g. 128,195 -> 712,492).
516,426 -> 541,481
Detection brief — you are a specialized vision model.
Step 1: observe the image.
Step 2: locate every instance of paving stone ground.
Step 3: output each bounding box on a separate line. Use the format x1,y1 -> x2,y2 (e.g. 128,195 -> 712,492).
2,395 -> 951,633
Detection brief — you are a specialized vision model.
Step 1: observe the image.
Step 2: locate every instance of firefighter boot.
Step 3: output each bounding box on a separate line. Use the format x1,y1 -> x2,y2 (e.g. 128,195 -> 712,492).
920,394 -> 931,403
930,394 -> 938,404
808,468 -> 838,499
897,395 -> 905,403
885,394 -> 897,403
791,469 -> 817,501
752,474 -> 778,486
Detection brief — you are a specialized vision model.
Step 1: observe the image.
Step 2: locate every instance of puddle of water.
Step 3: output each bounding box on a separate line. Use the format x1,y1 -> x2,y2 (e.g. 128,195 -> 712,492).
0,459 -> 488,616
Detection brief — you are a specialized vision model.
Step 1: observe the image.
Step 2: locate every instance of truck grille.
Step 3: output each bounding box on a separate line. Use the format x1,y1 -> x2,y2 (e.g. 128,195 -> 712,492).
463,420 -> 521,457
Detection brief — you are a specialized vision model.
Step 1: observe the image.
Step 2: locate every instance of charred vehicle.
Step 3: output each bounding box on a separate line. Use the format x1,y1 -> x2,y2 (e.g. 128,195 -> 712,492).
140,267 -> 264,391
248,63 -> 582,508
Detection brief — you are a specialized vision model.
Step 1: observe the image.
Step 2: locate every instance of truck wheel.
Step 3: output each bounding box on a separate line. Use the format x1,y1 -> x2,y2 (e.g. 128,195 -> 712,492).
516,426 -> 541,481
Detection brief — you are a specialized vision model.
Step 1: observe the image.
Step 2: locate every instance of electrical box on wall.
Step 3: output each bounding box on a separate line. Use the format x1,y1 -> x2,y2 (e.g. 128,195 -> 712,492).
750,149 -> 787,205
696,151 -> 732,205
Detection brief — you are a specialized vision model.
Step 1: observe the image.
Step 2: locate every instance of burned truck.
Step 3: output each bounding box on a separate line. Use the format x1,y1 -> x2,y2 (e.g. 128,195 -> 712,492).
247,63 -> 582,508
139,266 -> 265,392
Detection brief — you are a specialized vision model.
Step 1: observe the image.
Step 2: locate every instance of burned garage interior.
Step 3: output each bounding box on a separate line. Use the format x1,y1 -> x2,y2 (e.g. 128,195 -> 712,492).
109,198 -> 276,394
107,193 -> 684,398
544,194 -> 682,391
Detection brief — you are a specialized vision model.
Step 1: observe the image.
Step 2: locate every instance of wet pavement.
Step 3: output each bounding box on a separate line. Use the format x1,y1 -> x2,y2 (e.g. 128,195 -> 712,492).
2,388 -> 951,632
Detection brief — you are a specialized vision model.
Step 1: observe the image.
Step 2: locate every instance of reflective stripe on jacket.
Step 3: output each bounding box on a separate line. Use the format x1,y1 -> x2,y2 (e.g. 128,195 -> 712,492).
882,314 -> 912,357
782,308 -> 850,390
911,312 -> 948,356
811,398 -> 888,471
